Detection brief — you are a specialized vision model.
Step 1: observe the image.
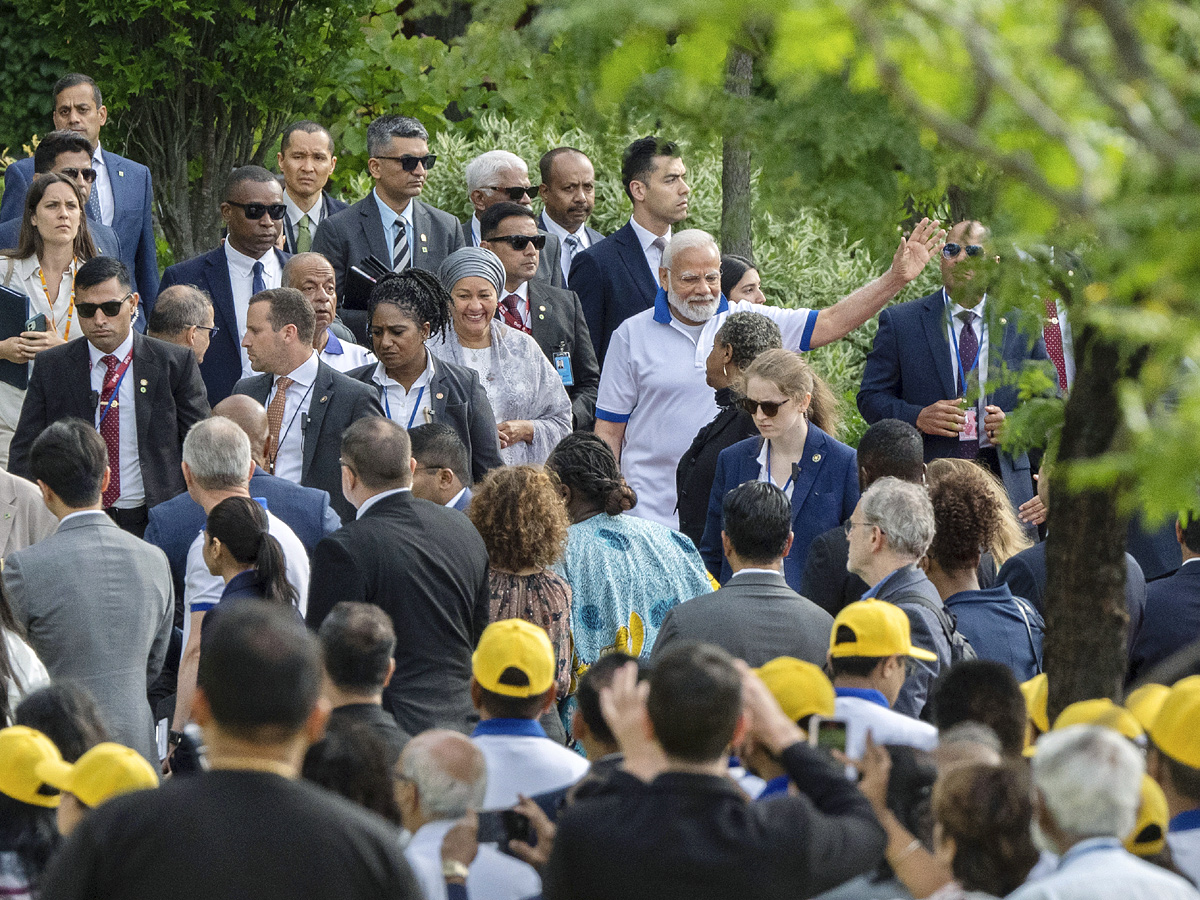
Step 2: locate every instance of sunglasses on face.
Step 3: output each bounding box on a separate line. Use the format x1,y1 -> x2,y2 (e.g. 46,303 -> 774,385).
487,185 -> 535,201
739,397 -> 791,417
227,201 -> 287,221
76,293 -> 132,318
942,243 -> 984,259
59,167 -> 98,183
488,234 -> 547,251
376,154 -> 437,172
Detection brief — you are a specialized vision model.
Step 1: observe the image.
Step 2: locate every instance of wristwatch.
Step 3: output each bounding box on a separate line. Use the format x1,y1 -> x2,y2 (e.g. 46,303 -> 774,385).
168,730 -> 186,747
441,859 -> 470,881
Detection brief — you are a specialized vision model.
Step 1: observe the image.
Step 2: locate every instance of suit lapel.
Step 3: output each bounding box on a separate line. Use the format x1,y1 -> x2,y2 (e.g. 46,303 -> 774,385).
244,373 -> 272,405
921,291 -> 958,400
67,339 -> 95,419
0,475 -> 17,553
131,333 -> 155,450
411,202 -> 432,264
614,223 -> 658,301
789,427 -> 828,526
204,248 -> 240,351
303,364 -> 334,478
360,198 -> 392,265
527,281 -> 555,349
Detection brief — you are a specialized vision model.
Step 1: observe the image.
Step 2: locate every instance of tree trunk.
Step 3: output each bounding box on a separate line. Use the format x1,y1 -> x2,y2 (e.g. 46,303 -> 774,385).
721,45 -> 754,261
1043,322 -> 1136,722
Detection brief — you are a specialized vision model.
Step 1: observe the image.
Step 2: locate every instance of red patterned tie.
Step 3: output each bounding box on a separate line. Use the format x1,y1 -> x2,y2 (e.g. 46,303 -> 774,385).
1043,299 -> 1069,392
499,294 -> 531,333
100,354 -> 122,507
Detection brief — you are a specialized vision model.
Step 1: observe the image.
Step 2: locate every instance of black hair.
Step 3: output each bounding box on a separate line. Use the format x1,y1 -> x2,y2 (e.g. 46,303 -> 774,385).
301,726 -> 402,825
577,653 -> 645,746
249,286 -> 316,345
646,642 -> 742,763
223,164 -> 278,203
545,432 -> 637,515
52,73 -> 101,108
15,682 -> 109,763
341,417 -> 412,491
205,497 -> 298,610
0,794 -> 58,893
713,311 -> 783,373
538,147 -> 588,185
829,655 -> 886,679
621,136 -> 679,202
366,115 -> 428,157
32,130 -> 94,174
930,660 -> 1026,757
408,423 -> 471,487
280,120 -> 334,156
148,285 -> 212,336
480,201 -> 536,239
30,419 -> 107,508
857,419 -> 925,486
76,255 -> 131,293
366,268 -> 454,342
721,481 -> 791,564
197,600 -> 322,738
476,684 -> 551,720
1158,746 -> 1200,804
720,254 -> 755,299
318,601 -> 396,694
1181,512 -> 1200,555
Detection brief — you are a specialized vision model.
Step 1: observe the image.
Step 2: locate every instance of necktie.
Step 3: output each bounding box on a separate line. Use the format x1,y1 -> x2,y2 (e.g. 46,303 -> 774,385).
252,260 -> 266,297
85,185 -> 100,223
296,214 -> 313,253
563,234 -> 580,285
955,311 -> 980,459
393,220 -> 410,272
99,354 -> 122,507
1043,299 -> 1069,392
266,376 -> 293,474
650,235 -> 668,273
499,294 -> 530,333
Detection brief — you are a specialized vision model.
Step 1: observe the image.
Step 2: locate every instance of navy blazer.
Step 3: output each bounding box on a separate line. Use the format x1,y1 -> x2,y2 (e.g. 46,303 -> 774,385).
280,190 -> 348,254
857,290 -> 1050,515
699,425 -> 859,593
0,217 -> 122,266
569,220 -> 659,367
2,151 -> 159,300
1130,562 -> 1200,680
536,213 -> 605,285
157,246 -> 292,404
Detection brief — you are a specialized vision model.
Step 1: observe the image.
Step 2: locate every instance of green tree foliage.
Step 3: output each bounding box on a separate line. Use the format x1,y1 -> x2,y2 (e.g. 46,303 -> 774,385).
0,2 -> 60,160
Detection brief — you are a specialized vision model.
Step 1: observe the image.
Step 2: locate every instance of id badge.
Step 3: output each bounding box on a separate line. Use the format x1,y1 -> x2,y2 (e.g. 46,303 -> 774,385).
554,351 -> 575,387
960,407 -> 978,441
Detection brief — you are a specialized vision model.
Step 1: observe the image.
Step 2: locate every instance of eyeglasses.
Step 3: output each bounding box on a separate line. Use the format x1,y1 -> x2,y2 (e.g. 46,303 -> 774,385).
674,272 -> 722,288
76,293 -> 133,318
193,324 -> 220,336
375,154 -> 437,172
942,243 -> 984,259
844,518 -> 876,537
59,167 -> 98,183
227,201 -> 287,221
487,234 -> 546,251
739,397 -> 791,417
486,185 -> 535,201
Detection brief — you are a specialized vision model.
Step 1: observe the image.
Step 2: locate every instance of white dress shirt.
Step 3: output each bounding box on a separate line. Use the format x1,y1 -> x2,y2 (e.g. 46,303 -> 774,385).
944,289 -> 993,448
469,214 -> 482,247
500,281 -> 531,330
541,214 -> 593,284
283,188 -> 327,236
628,216 -> 670,278
405,819 -> 541,900
91,143 -> 115,226
755,440 -> 796,501
471,726 -> 590,810
225,243 -> 282,377
371,353 -> 434,428
1007,837 -> 1200,900
268,352 -> 320,484
89,331 -> 145,508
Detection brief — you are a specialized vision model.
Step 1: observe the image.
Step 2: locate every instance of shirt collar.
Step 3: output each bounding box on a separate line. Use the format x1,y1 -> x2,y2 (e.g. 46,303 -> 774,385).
445,487 -> 467,508
225,241 -> 278,277
282,188 -> 320,227
652,285 -> 729,325
371,352 -> 434,388
629,215 -> 669,252
835,686 -> 891,708
407,819 -> 457,852
944,287 -> 986,318
507,281 -> 529,301
471,718 -> 548,739
88,330 -> 134,365
356,486 -> 410,519
540,213 -> 586,244
92,142 -> 105,168
1170,809 -> 1200,832
1058,837 -> 1124,868
279,351 -> 319,389
757,775 -> 791,799
731,567 -> 782,578
372,188 -> 413,235
323,331 -> 344,355
471,215 -> 482,246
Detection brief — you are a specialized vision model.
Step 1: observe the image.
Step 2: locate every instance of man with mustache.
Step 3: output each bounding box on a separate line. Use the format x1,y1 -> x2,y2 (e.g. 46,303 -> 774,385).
537,147 -> 605,286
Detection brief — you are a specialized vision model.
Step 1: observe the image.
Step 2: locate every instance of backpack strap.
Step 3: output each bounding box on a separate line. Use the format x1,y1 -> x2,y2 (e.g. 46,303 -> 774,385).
1012,596 -> 1044,675
896,591 -> 959,650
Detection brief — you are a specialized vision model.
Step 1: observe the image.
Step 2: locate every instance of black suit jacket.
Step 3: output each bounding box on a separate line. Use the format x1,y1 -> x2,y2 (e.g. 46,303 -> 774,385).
650,572 -> 834,668
280,190 -> 349,254
306,491 -> 490,737
543,742 -> 886,900
675,390 -> 758,549
526,280 -> 600,430
8,333 -> 209,507
346,356 -> 502,483
800,525 -> 870,618
233,360 -> 384,522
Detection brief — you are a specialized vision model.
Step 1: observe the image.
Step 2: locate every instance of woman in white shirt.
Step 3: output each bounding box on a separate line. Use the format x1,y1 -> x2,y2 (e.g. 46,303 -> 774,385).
1,584 -> 49,727
0,173 -> 97,464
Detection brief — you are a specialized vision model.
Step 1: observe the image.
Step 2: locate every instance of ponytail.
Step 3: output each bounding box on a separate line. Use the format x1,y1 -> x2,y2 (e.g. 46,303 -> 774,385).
206,497 -> 299,609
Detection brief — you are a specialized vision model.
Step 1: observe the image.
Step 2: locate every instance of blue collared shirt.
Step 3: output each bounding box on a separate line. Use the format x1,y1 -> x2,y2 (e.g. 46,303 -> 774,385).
471,718 -> 548,739
835,686 -> 890,709
1171,808 -> 1200,833
756,775 -> 791,800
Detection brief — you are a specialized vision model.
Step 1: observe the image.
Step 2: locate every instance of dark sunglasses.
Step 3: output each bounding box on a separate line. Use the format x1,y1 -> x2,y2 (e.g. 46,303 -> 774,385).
227,201 -> 287,221
942,243 -> 984,259
487,185 -> 536,201
59,167 -> 98,183
76,293 -> 132,318
376,154 -> 437,172
739,397 -> 791,417
488,234 -> 546,251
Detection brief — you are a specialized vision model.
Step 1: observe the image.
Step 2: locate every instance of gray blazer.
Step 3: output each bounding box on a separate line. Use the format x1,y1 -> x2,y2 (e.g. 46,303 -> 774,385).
3,512 -> 173,763
650,571 -> 834,668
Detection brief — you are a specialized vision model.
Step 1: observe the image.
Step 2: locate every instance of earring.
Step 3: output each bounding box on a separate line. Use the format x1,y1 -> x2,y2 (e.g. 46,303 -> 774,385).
722,365 -> 727,377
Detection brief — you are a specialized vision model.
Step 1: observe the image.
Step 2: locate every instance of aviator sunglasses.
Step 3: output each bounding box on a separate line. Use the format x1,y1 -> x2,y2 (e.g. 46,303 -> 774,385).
941,243 -> 984,259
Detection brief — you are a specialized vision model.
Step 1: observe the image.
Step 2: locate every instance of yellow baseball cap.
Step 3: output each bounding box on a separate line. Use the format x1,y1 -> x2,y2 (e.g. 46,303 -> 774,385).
1053,698 -> 1144,743
472,619 -> 556,698
1124,684 -> 1170,733
1022,673 -> 1050,734
1148,675 -> 1200,768
755,657 -> 836,723
1125,774 -> 1168,857
35,742 -> 158,809
0,726 -> 62,808
830,599 -> 937,661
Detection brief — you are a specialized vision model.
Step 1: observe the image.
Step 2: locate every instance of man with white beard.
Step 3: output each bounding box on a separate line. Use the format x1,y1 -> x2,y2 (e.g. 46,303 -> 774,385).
593,222 -> 945,529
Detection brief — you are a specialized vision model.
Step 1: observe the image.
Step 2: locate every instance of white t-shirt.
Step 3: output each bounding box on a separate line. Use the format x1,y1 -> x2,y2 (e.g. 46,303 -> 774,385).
833,690 -> 939,760
472,731 -> 590,810
405,819 -> 541,900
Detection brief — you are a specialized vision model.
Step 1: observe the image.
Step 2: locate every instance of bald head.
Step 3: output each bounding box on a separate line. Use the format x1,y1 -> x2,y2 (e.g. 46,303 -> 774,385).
397,729 -> 486,823
212,395 -> 270,468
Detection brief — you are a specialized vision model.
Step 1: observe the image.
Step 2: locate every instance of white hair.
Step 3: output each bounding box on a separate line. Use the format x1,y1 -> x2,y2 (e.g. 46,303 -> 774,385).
860,476 -> 935,559
182,417 -> 251,491
400,733 -> 487,821
465,150 -> 528,194
661,229 -> 718,270
1033,724 -> 1143,840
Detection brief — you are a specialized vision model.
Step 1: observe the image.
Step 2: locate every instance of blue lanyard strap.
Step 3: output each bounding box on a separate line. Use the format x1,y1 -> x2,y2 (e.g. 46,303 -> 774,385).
96,350 -> 134,430
381,383 -> 425,429
947,310 -> 979,396
765,440 -> 796,494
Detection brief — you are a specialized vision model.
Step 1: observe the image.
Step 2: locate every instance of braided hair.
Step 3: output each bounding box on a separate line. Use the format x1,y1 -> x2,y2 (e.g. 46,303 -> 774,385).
367,269 -> 454,340
545,432 -> 637,516
205,497 -> 299,609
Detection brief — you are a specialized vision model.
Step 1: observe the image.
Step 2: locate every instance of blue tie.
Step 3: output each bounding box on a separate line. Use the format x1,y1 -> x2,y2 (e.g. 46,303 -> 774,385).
252,260 -> 266,296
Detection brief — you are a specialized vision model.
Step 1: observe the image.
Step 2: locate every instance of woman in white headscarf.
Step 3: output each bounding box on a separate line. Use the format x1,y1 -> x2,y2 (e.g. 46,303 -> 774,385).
431,247 -> 571,465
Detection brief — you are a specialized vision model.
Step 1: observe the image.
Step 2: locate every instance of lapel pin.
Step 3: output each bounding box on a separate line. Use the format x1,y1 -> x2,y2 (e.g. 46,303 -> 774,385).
812,453 -> 822,462
140,379 -> 148,385
139,386 -> 146,393
539,314 -> 545,320
436,392 -> 444,400
539,305 -> 546,312
4,513 -> 10,520
999,317 -> 1007,325
320,396 -> 328,404
420,234 -> 427,242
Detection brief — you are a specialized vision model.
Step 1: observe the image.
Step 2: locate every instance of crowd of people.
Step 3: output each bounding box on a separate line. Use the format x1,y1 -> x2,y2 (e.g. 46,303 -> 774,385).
0,70 -> 1197,900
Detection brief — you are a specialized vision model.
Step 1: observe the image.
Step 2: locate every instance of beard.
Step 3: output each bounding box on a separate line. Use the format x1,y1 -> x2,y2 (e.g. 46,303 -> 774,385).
667,286 -> 720,323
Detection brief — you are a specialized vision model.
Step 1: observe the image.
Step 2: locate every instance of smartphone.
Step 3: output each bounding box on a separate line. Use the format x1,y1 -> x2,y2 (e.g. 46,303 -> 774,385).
501,809 -> 532,845
24,313 -> 47,333
808,715 -> 849,754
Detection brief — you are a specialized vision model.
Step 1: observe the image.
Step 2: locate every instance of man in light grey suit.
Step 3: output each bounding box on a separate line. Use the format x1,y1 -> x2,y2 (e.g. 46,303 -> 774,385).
311,115 -> 464,304
0,469 -> 57,562
651,481 -> 834,668
3,419 -> 173,764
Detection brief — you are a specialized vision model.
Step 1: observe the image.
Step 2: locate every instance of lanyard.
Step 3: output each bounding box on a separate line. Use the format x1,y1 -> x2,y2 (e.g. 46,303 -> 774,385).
96,349 -> 134,429
765,440 -> 796,495
38,260 -> 76,339
382,383 -> 425,429
947,309 -> 979,395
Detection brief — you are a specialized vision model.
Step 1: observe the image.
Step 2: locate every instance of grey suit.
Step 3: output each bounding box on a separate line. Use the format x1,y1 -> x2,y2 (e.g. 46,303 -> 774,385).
311,194 -> 466,303
3,512 -> 173,763
650,571 -> 834,668
465,217 -> 565,288
233,360 -> 384,523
